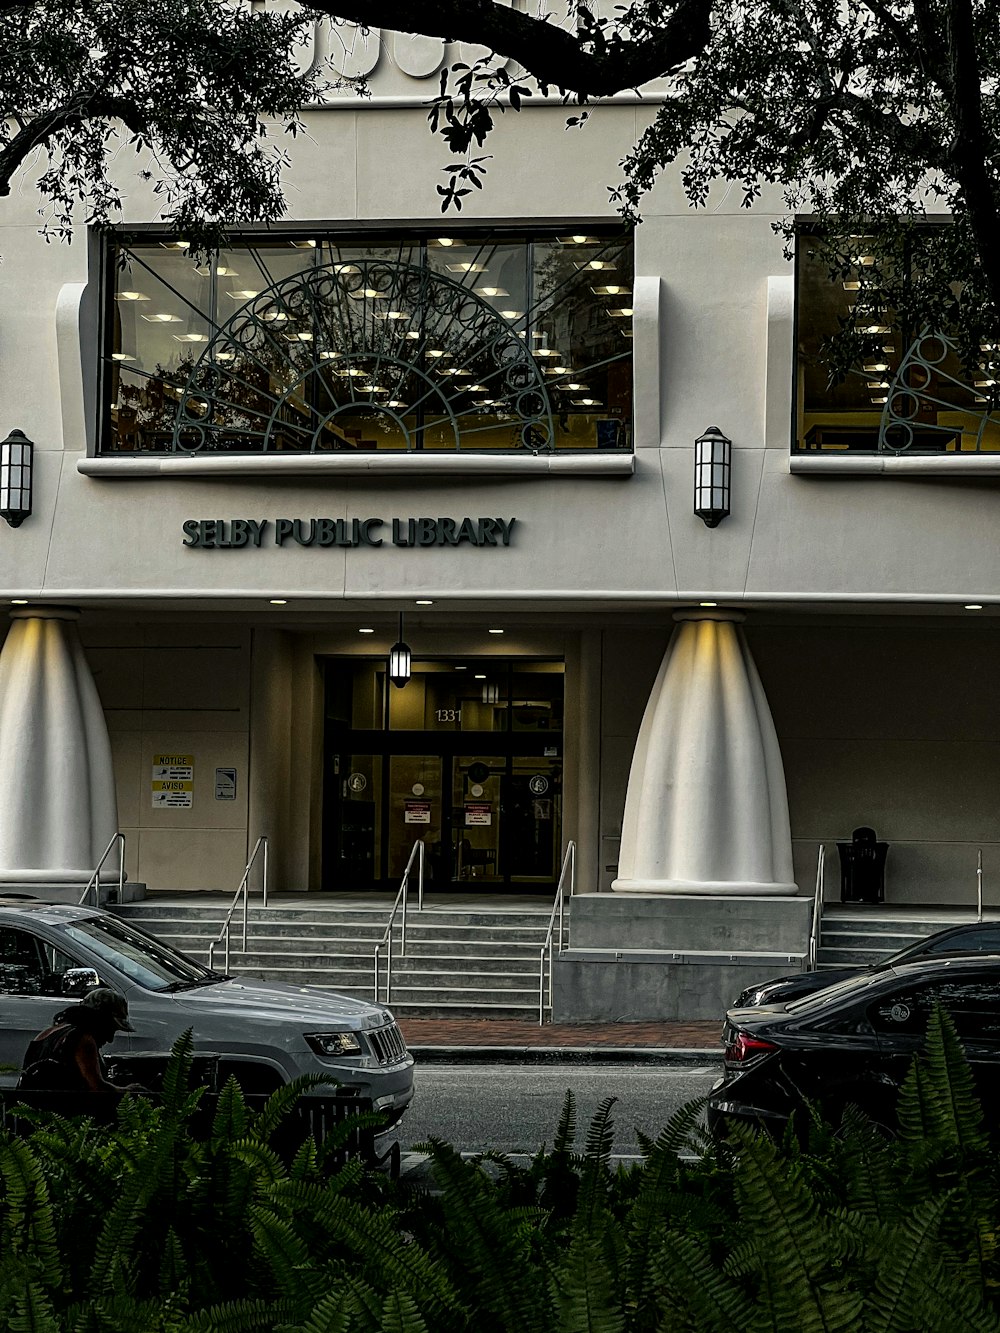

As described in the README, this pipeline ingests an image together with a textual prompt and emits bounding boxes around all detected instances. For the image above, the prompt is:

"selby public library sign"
[182,517,517,549]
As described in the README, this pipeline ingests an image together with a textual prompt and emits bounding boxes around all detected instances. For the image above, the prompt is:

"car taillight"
[724,1031,778,1064]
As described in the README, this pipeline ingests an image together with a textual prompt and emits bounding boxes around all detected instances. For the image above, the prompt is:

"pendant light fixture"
[388,612,412,688]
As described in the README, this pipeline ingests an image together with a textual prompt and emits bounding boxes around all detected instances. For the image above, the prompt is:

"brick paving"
[398,1017,722,1049]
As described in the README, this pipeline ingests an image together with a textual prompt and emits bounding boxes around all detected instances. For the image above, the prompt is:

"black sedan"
[734,920,1000,1008]
[708,956,1000,1138]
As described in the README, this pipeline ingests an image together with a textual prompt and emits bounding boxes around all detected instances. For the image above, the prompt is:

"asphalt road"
[397,1061,722,1157]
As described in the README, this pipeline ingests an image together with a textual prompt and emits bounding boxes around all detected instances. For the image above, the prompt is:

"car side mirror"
[61,967,101,997]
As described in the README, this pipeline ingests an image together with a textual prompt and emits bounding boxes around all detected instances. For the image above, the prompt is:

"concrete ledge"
[77,453,635,479]
[790,454,1000,475]
[552,953,797,1022]
[568,893,812,953]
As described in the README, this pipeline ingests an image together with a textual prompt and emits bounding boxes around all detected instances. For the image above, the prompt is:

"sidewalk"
[398,1017,722,1063]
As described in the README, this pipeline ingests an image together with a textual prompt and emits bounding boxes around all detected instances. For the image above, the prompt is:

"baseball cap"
[80,987,134,1033]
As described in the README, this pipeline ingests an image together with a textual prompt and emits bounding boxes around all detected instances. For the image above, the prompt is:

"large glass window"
[795,228,1000,454]
[103,231,633,456]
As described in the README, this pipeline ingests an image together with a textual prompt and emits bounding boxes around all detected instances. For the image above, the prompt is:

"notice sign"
[404,800,431,825]
[215,768,237,801]
[465,802,492,827]
[152,753,194,808]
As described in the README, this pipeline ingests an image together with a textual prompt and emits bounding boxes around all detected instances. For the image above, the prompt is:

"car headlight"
[305,1032,362,1057]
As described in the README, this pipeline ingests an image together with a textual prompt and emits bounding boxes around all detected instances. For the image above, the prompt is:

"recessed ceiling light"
[142,312,182,323]
[699,602,718,607]
[10,599,28,605]
[269,599,287,605]
[416,599,434,605]
[965,604,984,610]
[488,628,504,634]
[474,673,486,679]
[116,291,148,301]
[359,627,375,634]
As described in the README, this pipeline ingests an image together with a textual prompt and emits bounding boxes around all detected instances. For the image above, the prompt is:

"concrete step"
[124,920,549,947]
[113,901,556,1018]
[117,905,549,930]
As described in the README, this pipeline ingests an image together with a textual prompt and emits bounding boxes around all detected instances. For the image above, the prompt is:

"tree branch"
[309,0,712,95]
[0,96,148,196]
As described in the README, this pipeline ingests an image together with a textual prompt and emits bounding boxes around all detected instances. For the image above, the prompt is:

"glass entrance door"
[323,656,564,892]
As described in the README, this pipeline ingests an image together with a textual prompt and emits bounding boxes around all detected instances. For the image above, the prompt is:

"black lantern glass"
[0,430,33,528]
[693,425,731,528]
[388,613,412,688]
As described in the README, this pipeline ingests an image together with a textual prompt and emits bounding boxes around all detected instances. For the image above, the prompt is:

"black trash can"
[837,826,889,904]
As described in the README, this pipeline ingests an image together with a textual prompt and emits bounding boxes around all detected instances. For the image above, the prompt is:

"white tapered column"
[612,611,796,895]
[0,608,118,885]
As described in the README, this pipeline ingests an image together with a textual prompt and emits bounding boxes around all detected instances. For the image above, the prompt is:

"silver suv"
[0,899,413,1122]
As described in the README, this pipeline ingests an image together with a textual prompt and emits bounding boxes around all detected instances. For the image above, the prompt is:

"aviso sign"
[182,517,517,549]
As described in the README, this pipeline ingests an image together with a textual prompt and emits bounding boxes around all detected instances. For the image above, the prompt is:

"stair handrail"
[79,833,126,908]
[808,841,825,970]
[374,840,425,1006]
[208,836,269,974]
[538,840,576,1026]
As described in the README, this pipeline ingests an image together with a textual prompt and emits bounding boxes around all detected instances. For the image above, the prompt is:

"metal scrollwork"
[171,260,554,454]
[879,331,1000,453]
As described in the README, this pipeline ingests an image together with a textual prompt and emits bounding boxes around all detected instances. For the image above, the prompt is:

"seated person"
[18,988,138,1092]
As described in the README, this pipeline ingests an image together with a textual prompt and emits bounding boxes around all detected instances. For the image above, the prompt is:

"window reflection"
[105,232,633,456]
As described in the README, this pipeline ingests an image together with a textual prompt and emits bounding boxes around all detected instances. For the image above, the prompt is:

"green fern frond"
[901,1252,1000,1333]
[158,1225,190,1302]
[898,1006,987,1156]
[211,1078,251,1145]
[550,1231,624,1333]
[627,1095,706,1309]
[230,1137,289,1185]
[724,1129,862,1333]
[264,1176,464,1321]
[553,1091,578,1159]
[651,1229,754,1333]
[160,1029,196,1114]
[868,1194,953,1333]
[86,1169,148,1295]
[574,1099,617,1238]
[286,1283,359,1333]
[417,1140,548,1326]
[582,1097,617,1172]
[6,1277,60,1333]
[176,1296,296,1332]
[250,1078,337,1146]
[377,1289,431,1333]
[0,1136,63,1288]
[249,1205,326,1307]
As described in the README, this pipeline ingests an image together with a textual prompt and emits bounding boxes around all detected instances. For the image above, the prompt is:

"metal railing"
[808,842,826,970]
[79,833,126,908]
[978,848,984,921]
[538,840,576,1025]
[208,836,269,973]
[373,841,425,1006]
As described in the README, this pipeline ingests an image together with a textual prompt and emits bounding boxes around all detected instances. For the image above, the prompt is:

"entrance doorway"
[323,658,563,892]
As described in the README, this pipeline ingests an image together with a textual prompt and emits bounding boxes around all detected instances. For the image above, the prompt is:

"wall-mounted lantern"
[388,613,412,688]
[693,424,731,528]
[0,430,34,529]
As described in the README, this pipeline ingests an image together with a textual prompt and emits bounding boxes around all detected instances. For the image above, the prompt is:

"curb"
[409,1045,721,1066]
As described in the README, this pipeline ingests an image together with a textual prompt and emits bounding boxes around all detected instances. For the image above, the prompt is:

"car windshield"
[60,915,222,993]
[785,969,892,1014]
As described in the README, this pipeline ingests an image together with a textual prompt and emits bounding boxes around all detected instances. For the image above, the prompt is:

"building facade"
[1,24,999,1013]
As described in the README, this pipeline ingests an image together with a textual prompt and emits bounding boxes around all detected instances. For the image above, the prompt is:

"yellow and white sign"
[152,753,194,808]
